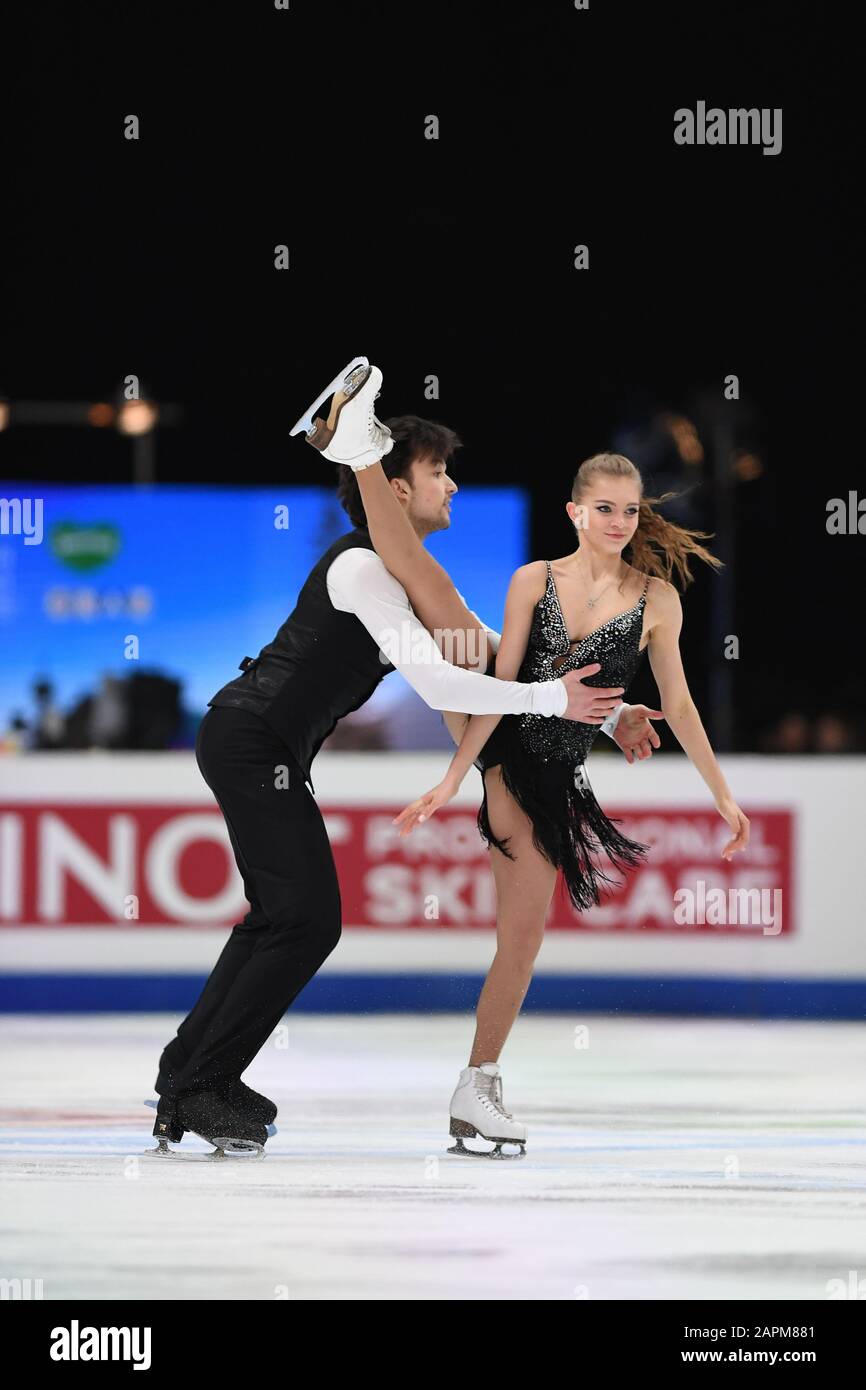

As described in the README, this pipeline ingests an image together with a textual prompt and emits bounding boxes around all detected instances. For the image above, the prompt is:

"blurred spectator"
[126,672,182,749]
[32,670,184,750]
[88,674,129,748]
[322,716,389,751]
[758,710,863,753]
[611,393,708,531]
[31,679,66,749]
[0,713,29,753]
[814,712,859,753]
[761,711,811,753]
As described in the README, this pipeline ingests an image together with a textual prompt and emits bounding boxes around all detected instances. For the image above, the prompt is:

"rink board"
[0,753,863,1017]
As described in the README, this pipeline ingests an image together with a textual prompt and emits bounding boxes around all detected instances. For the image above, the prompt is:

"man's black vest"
[207,526,395,791]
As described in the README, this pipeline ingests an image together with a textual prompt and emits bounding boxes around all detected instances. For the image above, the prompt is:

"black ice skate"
[144,1097,277,1145]
[145,1090,269,1161]
[153,1039,278,1127]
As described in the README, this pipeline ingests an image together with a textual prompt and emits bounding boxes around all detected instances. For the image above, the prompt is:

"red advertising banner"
[0,802,793,934]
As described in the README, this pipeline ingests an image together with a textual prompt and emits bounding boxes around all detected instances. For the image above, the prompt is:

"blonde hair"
[572,451,723,590]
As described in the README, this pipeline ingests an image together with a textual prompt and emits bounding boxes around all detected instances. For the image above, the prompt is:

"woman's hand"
[613,704,666,762]
[392,769,462,837]
[716,795,750,860]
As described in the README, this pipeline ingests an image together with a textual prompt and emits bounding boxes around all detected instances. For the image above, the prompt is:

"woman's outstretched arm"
[647,581,750,859]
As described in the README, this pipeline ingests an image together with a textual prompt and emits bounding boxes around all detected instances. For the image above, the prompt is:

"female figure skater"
[329,390,750,1160]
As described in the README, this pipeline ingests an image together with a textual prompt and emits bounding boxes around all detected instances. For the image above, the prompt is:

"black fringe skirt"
[476,734,650,913]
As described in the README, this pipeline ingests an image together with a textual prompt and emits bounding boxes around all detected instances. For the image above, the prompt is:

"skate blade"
[143,1139,187,1158]
[447,1136,526,1160]
[289,356,370,437]
[142,1144,250,1162]
[144,1098,277,1138]
[204,1136,266,1160]
[143,1137,265,1161]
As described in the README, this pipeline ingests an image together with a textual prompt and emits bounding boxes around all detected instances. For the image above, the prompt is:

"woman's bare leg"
[356,461,492,673]
[468,765,558,1066]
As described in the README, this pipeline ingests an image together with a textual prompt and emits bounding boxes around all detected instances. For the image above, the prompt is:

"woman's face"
[567,477,641,552]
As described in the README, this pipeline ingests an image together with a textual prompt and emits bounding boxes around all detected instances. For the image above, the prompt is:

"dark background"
[0,1,859,750]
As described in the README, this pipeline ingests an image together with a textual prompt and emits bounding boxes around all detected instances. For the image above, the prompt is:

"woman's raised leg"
[355,461,492,673]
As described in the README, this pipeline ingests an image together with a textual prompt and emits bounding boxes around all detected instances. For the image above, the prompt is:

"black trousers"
[168,706,342,1094]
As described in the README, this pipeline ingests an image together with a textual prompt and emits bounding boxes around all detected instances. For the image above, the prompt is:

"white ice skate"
[447,1062,527,1159]
[290,357,394,471]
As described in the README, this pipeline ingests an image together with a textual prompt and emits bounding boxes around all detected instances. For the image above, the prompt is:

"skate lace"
[369,389,388,447]
[476,1074,514,1120]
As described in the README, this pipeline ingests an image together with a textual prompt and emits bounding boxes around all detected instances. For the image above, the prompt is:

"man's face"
[399,453,458,534]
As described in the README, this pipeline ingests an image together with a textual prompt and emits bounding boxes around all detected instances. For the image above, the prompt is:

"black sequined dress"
[475,562,651,911]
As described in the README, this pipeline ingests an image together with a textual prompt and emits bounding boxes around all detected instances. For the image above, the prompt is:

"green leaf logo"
[50,522,122,572]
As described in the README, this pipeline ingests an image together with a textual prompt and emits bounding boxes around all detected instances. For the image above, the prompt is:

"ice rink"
[1,1013,864,1301]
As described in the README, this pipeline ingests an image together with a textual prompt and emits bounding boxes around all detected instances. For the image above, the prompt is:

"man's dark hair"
[335,415,463,528]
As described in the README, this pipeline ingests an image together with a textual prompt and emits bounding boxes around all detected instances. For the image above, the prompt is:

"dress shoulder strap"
[640,572,650,601]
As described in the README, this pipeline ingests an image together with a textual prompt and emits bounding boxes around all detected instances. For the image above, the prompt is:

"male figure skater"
[150,358,660,1156]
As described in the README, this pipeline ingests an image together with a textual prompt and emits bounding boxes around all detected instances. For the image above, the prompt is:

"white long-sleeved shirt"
[326,547,627,736]
[327,548,564,715]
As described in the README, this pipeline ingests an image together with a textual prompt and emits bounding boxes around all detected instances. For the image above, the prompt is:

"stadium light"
[116,400,158,436]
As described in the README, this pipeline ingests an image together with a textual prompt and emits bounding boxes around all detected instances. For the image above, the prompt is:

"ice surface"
[1,1013,864,1300]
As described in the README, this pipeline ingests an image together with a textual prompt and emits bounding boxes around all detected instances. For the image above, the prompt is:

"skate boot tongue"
[476,1063,513,1119]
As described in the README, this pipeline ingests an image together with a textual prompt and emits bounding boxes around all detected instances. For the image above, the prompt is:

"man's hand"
[613,704,665,763]
[559,665,625,724]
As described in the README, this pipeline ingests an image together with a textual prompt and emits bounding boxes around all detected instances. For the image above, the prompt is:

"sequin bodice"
[511,561,649,764]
